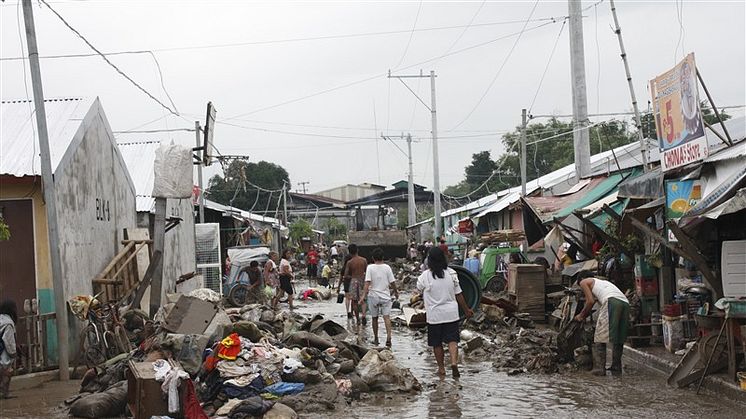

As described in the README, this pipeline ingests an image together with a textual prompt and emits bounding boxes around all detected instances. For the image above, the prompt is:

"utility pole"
[21,0,69,381]
[568,0,591,181]
[406,133,416,228]
[520,109,528,196]
[609,0,649,172]
[388,70,442,239]
[297,181,310,194]
[195,121,205,223]
[282,182,289,225]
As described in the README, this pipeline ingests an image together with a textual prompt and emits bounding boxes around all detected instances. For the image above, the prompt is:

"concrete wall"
[53,98,136,299]
[162,198,196,295]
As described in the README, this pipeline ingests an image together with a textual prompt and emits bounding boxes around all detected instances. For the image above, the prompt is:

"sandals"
[385,340,392,348]
[451,365,461,378]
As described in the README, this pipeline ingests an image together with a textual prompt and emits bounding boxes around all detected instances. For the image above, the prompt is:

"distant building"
[314,182,386,202]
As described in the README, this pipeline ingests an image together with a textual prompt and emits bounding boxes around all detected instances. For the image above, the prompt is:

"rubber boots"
[609,344,623,375]
[591,343,607,376]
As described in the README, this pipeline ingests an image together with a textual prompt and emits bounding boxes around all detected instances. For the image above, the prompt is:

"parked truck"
[347,230,408,260]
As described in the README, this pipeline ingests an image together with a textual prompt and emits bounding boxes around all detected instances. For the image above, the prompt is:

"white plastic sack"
[152,144,193,198]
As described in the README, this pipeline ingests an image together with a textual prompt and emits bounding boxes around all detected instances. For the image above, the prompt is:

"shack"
[0,97,136,365]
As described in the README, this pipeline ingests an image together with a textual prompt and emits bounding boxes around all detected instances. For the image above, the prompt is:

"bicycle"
[79,302,131,367]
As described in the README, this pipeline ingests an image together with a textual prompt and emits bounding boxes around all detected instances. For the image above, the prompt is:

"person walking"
[337,253,353,318]
[416,247,473,378]
[343,244,368,325]
[0,300,18,399]
[463,250,480,275]
[360,248,399,347]
[306,246,319,281]
[574,276,630,375]
[274,249,296,310]
[265,251,279,307]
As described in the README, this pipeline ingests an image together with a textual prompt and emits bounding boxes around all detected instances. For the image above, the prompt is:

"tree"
[640,100,730,141]
[289,218,313,245]
[206,160,290,214]
[444,118,637,199]
[323,217,348,242]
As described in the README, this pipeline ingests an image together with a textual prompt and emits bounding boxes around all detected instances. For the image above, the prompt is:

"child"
[0,299,18,399]
[321,258,333,288]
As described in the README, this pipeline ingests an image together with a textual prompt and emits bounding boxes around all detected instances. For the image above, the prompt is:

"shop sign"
[650,53,708,172]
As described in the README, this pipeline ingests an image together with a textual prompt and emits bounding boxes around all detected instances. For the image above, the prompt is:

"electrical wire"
[0,15,567,62]
[38,0,180,116]
[528,19,566,113]
[112,127,196,134]
[394,0,423,68]
[448,0,541,131]
[226,18,562,120]
[440,139,519,201]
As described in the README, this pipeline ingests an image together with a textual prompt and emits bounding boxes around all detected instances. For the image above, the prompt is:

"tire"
[80,324,106,367]
[228,284,251,307]
[484,275,505,293]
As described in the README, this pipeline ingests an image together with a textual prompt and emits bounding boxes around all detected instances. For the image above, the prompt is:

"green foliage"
[0,218,10,241]
[640,100,729,141]
[445,119,637,199]
[323,217,348,242]
[599,218,644,260]
[289,218,313,244]
[206,160,290,213]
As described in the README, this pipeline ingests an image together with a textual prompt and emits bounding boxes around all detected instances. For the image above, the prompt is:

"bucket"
[450,265,482,320]
[738,372,746,391]
[662,315,687,353]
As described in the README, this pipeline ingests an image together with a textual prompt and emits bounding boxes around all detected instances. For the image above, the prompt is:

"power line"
[38,0,180,116]
[0,15,567,62]
[112,127,195,134]
[528,19,566,113]
[449,0,542,131]
[394,0,423,68]
[225,18,562,120]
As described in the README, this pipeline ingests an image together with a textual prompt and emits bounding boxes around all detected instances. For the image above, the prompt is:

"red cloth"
[217,333,241,361]
[182,379,208,419]
[307,250,318,265]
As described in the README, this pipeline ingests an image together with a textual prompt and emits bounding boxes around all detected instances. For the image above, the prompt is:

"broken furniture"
[508,264,546,322]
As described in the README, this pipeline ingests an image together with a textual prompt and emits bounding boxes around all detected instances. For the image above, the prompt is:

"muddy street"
[293,285,744,418]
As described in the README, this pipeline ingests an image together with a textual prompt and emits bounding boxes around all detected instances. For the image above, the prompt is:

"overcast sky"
[2,0,744,195]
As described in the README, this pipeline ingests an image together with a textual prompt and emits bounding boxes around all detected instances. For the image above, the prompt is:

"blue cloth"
[263,382,305,396]
[463,257,480,275]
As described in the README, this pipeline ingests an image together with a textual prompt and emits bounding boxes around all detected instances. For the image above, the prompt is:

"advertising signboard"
[650,53,708,172]
[665,179,703,241]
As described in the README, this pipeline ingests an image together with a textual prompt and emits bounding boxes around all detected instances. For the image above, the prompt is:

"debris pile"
[65,289,420,418]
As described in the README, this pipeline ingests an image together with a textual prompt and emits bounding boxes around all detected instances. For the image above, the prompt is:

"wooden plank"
[93,278,124,285]
[600,204,623,223]
[666,220,722,299]
[94,241,136,281]
[131,250,162,311]
[110,242,150,280]
[121,239,154,245]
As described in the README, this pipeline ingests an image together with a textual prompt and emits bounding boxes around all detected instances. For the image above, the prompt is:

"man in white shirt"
[360,248,399,347]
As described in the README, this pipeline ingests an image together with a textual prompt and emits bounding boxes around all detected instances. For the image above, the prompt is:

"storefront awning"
[553,168,641,219]
[617,167,662,199]
[698,187,746,219]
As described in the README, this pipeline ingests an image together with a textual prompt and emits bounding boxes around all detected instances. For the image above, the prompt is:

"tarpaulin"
[617,167,662,199]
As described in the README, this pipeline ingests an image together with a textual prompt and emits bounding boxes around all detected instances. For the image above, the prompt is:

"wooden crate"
[508,264,546,321]
[126,359,182,419]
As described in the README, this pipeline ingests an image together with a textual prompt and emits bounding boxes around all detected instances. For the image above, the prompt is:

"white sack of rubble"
[152,143,193,198]
[356,349,421,392]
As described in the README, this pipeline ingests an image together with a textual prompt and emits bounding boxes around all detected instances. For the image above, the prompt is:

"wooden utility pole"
[21,0,69,381]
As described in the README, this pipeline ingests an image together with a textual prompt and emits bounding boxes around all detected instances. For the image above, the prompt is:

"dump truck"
[347,230,408,260]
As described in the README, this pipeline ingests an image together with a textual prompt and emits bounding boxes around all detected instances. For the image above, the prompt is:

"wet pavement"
[292,285,746,418]
[2,282,744,418]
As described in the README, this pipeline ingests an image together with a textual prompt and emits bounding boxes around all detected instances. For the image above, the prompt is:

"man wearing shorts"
[360,248,398,347]
[337,254,353,318]
[343,244,368,325]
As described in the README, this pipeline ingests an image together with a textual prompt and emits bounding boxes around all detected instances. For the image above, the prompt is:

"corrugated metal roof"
[117,141,161,212]
[202,198,282,226]
[1,97,93,177]
[705,138,746,163]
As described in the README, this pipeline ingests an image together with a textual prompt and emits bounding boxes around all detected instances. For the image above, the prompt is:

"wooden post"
[666,220,722,299]
[149,198,167,317]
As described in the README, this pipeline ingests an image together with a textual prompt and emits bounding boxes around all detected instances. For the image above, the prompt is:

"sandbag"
[232,320,265,342]
[283,331,336,350]
[356,349,421,392]
[152,143,193,198]
[263,402,299,419]
[69,380,128,418]
[161,333,209,375]
[228,396,275,418]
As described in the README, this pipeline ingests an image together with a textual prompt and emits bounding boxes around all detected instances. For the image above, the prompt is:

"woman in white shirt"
[416,247,473,378]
